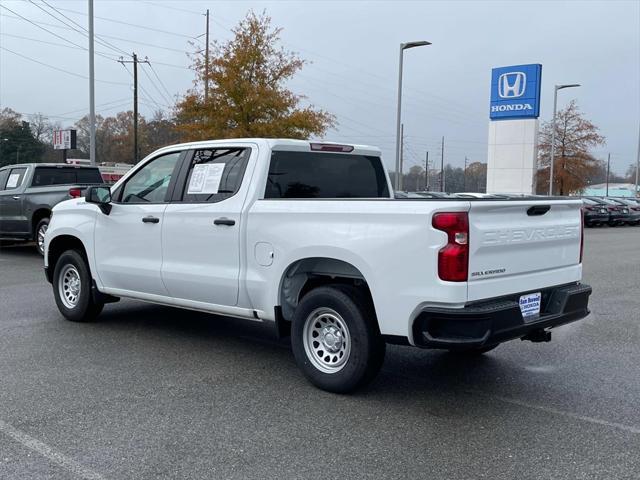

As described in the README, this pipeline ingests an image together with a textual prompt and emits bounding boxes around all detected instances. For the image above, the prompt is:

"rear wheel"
[52,250,103,322]
[291,285,385,393]
[35,217,50,256]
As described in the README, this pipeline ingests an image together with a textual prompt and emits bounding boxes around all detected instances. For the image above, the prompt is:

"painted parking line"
[0,419,107,480]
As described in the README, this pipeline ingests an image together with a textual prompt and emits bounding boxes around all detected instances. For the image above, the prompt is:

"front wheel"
[35,217,49,256]
[291,285,385,393]
[52,250,103,322]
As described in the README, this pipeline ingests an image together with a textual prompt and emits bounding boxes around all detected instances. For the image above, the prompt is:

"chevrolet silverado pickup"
[0,163,104,255]
[43,139,592,393]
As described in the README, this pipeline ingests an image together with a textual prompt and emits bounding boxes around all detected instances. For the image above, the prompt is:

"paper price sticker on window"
[6,173,21,189]
[187,163,225,194]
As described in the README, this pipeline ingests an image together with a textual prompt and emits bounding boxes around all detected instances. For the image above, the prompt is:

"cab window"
[4,167,27,190]
[180,148,250,203]
[120,152,181,204]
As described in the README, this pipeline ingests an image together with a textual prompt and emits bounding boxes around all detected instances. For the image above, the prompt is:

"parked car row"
[582,197,640,227]
[396,191,640,228]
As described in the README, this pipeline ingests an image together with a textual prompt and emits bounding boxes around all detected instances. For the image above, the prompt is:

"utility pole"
[464,156,468,191]
[635,121,639,197]
[88,0,96,165]
[204,9,210,104]
[119,53,149,163]
[440,136,445,192]
[425,151,429,190]
[399,123,404,190]
[606,153,610,197]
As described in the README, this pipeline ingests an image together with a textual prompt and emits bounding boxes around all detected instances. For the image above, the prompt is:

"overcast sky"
[0,0,638,174]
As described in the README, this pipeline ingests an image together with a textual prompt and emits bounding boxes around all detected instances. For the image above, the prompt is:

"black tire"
[34,217,50,256]
[291,285,385,393]
[448,344,499,356]
[52,250,103,322]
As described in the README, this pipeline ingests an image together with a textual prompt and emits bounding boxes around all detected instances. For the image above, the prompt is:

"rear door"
[161,145,256,306]
[467,199,583,301]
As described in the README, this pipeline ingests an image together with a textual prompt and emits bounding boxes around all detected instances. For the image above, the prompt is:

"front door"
[0,166,29,235]
[161,146,255,306]
[94,151,182,297]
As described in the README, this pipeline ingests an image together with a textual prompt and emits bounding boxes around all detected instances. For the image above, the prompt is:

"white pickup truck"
[44,139,592,392]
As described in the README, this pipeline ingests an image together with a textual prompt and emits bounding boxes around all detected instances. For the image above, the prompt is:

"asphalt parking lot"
[1,227,639,480]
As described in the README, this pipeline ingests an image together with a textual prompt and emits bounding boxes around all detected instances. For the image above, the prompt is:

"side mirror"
[86,186,112,215]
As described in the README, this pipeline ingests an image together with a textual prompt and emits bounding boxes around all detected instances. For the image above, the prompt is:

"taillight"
[432,212,469,282]
[580,210,584,263]
[68,188,82,198]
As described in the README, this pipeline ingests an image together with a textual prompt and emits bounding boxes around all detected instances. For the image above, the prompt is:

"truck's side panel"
[245,199,470,341]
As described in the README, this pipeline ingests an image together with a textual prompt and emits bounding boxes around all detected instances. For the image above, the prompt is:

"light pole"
[548,83,580,195]
[394,40,431,190]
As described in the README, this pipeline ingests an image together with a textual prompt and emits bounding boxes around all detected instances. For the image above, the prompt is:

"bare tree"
[537,100,605,195]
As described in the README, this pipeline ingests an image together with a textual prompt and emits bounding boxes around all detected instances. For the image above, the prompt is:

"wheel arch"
[46,234,90,282]
[31,208,51,238]
[277,257,376,324]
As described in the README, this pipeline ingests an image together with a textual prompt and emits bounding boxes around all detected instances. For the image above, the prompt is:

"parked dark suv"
[0,163,104,254]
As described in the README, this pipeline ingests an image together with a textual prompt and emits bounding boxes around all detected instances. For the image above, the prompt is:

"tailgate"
[467,200,582,301]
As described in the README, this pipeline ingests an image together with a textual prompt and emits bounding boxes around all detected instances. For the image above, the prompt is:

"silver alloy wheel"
[37,223,48,254]
[303,307,351,374]
[58,264,81,309]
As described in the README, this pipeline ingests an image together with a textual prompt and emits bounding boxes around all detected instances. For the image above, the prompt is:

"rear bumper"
[412,283,592,349]
[609,213,632,223]
[584,213,609,224]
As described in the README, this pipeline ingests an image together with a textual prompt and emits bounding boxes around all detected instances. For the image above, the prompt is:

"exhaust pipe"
[521,329,551,343]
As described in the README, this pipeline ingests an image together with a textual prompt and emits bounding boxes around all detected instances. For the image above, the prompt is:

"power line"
[1,3,88,53]
[0,4,118,62]
[147,63,175,102]
[119,61,169,110]
[0,32,118,58]
[55,6,197,39]
[140,63,172,106]
[54,97,132,116]
[36,0,129,56]
[0,46,129,86]
[2,14,193,55]
[142,1,202,16]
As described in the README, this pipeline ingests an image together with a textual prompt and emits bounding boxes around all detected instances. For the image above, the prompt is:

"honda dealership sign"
[489,64,542,120]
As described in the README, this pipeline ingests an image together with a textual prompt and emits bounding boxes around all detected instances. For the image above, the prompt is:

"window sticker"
[6,173,21,189]
[187,163,225,194]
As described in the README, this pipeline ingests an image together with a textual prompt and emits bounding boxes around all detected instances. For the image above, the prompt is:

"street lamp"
[394,40,431,190]
[548,83,580,195]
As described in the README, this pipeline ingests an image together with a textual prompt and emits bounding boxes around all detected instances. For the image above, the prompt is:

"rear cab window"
[265,151,389,199]
[32,167,103,186]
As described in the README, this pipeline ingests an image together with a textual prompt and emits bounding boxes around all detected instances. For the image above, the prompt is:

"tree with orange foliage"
[536,100,605,195]
[175,11,334,141]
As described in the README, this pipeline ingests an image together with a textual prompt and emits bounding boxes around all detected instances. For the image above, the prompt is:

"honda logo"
[498,72,526,98]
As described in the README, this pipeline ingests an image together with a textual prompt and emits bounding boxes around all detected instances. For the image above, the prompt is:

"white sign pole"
[88,0,96,166]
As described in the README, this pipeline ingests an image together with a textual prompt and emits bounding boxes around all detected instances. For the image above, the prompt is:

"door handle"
[12,196,20,200]
[142,216,160,224]
[214,217,235,226]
